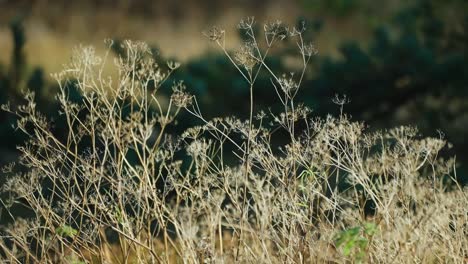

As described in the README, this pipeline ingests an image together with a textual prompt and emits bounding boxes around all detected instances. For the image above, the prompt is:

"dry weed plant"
[0,18,467,263]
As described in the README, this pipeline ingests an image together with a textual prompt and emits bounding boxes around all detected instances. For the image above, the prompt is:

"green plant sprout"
[334,222,378,262]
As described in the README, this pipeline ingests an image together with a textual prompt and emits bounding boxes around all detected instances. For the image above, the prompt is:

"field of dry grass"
[0,17,466,263]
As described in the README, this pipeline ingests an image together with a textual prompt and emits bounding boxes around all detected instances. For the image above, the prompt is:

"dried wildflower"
[122,40,151,56]
[167,60,181,70]
[290,20,307,37]
[197,236,214,264]
[255,110,266,120]
[104,38,114,47]
[1,162,15,174]
[332,94,351,106]
[277,73,299,95]
[234,43,258,70]
[182,126,203,139]
[264,20,289,45]
[171,81,193,108]
[187,139,211,158]
[70,45,102,73]
[203,26,225,42]
[238,16,255,30]
[301,43,319,57]
[1,21,464,264]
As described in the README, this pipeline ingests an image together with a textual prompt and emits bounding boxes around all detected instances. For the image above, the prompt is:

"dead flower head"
[235,43,258,70]
[203,26,225,42]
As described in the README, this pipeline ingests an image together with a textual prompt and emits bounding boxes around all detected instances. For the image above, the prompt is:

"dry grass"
[0,18,466,263]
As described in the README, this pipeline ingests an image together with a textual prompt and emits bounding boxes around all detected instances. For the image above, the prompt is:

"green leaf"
[343,240,355,256]
[56,224,78,238]
[364,222,377,236]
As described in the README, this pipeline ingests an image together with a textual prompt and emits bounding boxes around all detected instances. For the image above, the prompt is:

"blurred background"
[0,0,467,185]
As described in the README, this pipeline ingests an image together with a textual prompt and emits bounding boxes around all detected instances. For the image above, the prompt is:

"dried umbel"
[234,43,258,71]
[238,16,256,30]
[202,26,225,42]
[264,20,289,43]
[277,73,300,95]
[300,42,319,57]
[171,81,193,108]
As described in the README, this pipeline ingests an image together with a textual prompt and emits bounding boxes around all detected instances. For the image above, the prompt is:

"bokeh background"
[1,0,467,186]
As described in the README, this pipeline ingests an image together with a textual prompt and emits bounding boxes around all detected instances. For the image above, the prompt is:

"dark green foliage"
[56,224,78,239]
[0,18,35,156]
[302,0,361,17]
[334,222,377,261]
